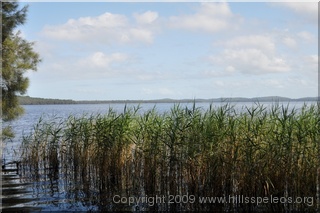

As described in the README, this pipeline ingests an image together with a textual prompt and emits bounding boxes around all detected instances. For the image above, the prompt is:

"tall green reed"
[20,103,319,211]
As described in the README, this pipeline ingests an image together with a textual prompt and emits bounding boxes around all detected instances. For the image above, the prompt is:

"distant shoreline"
[18,96,319,105]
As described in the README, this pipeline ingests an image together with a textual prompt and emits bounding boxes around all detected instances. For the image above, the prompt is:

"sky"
[18,1,318,100]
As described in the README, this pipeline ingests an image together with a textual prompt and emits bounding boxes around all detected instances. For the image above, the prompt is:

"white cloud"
[303,54,318,72]
[40,50,180,83]
[209,35,290,75]
[275,2,318,24]
[225,65,236,73]
[29,3,317,100]
[220,35,276,53]
[220,48,290,74]
[35,51,131,81]
[308,55,318,64]
[33,41,56,59]
[129,28,154,43]
[83,52,128,68]
[42,11,157,44]
[133,11,158,25]
[272,29,315,50]
[262,77,314,91]
[169,2,239,33]
[282,36,297,48]
[297,31,316,42]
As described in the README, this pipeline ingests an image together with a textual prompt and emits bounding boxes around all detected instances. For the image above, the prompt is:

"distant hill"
[18,96,319,105]
[18,96,76,105]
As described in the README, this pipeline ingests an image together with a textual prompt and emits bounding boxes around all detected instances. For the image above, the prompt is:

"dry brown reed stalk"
[20,102,319,211]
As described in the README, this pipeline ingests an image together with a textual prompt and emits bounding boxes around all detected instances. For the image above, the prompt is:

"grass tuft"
[20,103,319,211]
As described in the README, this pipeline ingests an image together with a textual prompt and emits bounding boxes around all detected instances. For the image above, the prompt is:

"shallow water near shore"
[2,101,318,212]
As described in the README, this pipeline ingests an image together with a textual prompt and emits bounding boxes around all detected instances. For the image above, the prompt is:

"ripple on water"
[1,164,104,212]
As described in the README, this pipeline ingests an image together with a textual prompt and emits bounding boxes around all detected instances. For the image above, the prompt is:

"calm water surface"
[1,101,316,212]
[4,101,314,160]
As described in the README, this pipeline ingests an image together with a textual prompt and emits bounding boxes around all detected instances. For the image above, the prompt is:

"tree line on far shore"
[18,95,319,105]
[18,96,76,105]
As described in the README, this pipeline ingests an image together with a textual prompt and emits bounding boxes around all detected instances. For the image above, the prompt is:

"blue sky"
[19,1,318,100]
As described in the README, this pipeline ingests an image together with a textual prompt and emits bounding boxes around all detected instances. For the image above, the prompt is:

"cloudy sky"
[20,1,318,100]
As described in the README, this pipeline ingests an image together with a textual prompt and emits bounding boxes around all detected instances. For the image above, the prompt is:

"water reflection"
[2,162,103,212]
[2,102,318,212]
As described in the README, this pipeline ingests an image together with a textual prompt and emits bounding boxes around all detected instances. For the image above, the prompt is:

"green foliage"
[1,1,28,42]
[21,103,319,211]
[18,96,76,105]
[1,1,41,138]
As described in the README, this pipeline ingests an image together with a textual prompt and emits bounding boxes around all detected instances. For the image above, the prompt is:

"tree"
[1,1,41,139]
[1,1,28,42]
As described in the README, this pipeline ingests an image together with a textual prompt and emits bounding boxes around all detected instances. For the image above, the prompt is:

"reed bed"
[20,103,319,211]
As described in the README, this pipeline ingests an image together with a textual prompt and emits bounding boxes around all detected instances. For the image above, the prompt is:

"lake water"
[4,101,316,160]
[1,101,317,212]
